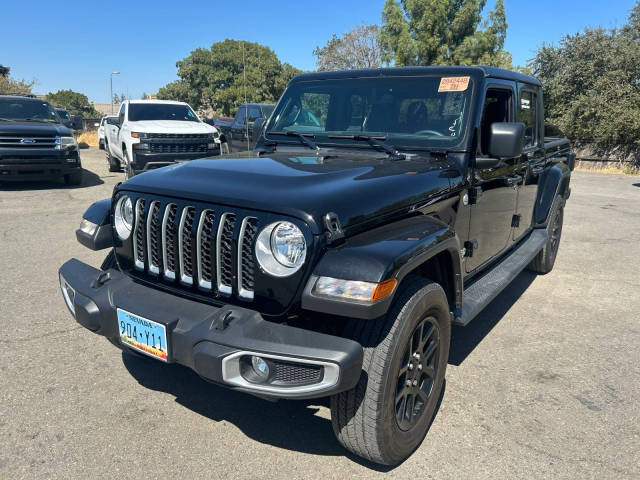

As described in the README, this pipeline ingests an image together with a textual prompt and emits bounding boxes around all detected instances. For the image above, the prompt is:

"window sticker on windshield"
[521,98,531,110]
[438,76,470,92]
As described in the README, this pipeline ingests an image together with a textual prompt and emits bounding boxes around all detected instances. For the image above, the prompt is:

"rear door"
[465,81,520,273]
[512,84,545,241]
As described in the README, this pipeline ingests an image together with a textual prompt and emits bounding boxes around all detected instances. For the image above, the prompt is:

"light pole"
[110,71,120,114]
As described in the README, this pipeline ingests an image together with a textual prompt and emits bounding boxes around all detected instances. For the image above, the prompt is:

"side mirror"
[72,115,84,130]
[251,117,266,142]
[63,119,73,128]
[488,122,525,159]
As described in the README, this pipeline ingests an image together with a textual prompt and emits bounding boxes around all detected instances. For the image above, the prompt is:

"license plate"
[116,308,168,361]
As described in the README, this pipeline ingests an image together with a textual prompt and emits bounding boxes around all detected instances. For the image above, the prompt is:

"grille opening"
[197,210,216,290]
[162,204,178,279]
[179,207,196,284]
[134,199,146,270]
[217,213,236,294]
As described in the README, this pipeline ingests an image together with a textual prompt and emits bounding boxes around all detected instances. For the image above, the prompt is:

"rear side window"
[248,106,261,122]
[236,107,247,125]
[519,90,538,148]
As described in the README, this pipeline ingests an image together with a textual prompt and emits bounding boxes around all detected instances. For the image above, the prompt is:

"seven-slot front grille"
[131,200,259,300]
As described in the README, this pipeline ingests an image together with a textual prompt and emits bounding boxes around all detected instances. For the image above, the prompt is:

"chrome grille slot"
[216,213,236,295]
[146,201,162,275]
[238,217,259,300]
[178,206,196,285]
[196,209,216,290]
[162,204,178,280]
[133,199,146,270]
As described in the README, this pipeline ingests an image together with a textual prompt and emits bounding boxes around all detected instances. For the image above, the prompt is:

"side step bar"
[454,229,548,326]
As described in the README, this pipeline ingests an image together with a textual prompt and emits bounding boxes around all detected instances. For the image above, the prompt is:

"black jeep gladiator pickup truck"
[59,66,573,465]
[1,95,82,184]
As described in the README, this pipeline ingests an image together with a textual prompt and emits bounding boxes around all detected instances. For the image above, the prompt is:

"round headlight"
[114,195,133,240]
[255,222,306,277]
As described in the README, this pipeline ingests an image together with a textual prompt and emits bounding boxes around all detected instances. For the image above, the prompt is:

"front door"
[466,84,520,273]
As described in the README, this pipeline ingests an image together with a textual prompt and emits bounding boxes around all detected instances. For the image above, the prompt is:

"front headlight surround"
[255,221,307,277]
[56,136,77,149]
[114,195,134,241]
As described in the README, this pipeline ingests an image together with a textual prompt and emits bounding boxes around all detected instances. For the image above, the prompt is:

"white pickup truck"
[104,100,227,178]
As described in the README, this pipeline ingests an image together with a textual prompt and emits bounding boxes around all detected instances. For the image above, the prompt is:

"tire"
[64,170,82,186]
[330,277,451,465]
[123,148,134,179]
[528,196,565,274]
[106,146,120,172]
[99,139,104,150]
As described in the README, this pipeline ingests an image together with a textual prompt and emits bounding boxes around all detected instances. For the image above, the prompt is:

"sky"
[1,0,637,103]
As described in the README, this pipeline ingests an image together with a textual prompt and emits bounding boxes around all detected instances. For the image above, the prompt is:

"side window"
[248,106,261,122]
[118,104,125,125]
[519,90,538,148]
[236,107,247,125]
[479,88,513,156]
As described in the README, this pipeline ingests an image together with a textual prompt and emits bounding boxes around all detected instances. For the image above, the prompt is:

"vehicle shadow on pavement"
[448,270,537,366]
[121,353,346,457]
[0,168,103,190]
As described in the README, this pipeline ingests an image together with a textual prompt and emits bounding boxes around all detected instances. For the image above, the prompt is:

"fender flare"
[534,164,571,226]
[76,199,113,251]
[301,215,462,320]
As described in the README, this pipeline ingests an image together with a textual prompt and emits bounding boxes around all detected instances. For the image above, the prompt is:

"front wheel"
[330,277,451,465]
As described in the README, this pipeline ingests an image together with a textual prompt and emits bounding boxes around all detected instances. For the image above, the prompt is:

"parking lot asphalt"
[1,147,639,479]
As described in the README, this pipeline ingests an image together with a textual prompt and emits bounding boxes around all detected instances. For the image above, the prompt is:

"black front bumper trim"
[58,258,363,399]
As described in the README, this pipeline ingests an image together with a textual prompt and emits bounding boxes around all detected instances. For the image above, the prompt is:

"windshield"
[128,103,200,122]
[0,98,60,123]
[266,75,473,150]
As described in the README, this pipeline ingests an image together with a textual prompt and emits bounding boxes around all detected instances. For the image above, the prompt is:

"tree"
[314,24,385,71]
[112,93,126,104]
[379,0,511,67]
[530,2,640,149]
[46,89,99,117]
[157,39,302,115]
[0,65,34,95]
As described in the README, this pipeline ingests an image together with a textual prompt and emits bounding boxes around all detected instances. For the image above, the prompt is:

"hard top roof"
[290,65,541,87]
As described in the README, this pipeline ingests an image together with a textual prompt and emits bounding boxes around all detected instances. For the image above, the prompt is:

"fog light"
[251,356,270,379]
[59,274,76,315]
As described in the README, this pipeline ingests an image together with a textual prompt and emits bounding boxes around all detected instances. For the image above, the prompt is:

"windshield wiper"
[22,118,56,123]
[268,131,318,150]
[0,117,16,122]
[328,134,406,160]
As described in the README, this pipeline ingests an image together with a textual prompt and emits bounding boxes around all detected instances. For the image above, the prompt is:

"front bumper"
[58,258,363,399]
[0,148,81,181]
[132,148,220,175]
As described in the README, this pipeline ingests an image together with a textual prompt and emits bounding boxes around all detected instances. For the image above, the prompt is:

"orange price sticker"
[438,76,470,92]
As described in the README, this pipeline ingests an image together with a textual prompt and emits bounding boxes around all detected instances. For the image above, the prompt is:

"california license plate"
[116,308,168,361]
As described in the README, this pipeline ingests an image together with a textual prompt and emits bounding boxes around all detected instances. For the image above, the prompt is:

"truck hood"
[126,120,215,134]
[120,153,458,235]
[0,121,72,137]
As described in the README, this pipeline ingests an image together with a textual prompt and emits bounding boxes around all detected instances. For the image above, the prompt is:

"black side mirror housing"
[71,115,83,130]
[489,122,525,159]
[251,117,266,142]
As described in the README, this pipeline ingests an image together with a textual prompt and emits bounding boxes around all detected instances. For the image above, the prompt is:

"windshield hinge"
[323,212,345,245]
